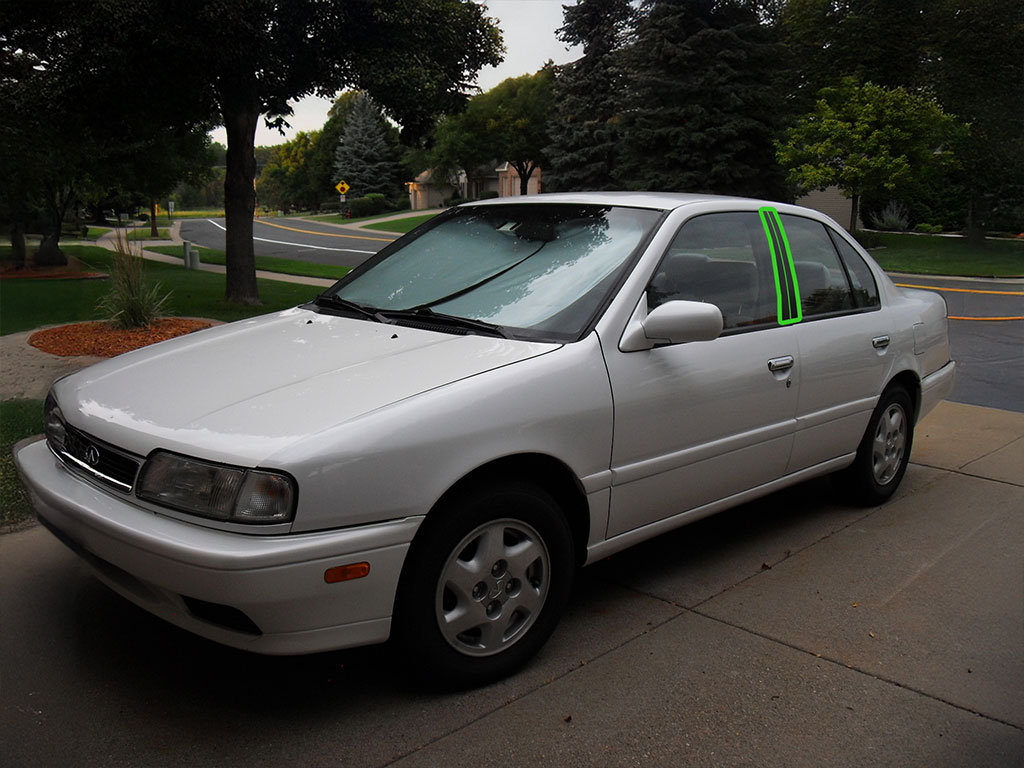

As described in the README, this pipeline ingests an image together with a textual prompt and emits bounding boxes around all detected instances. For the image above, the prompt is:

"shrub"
[96,231,172,329]
[347,193,391,218]
[871,201,910,231]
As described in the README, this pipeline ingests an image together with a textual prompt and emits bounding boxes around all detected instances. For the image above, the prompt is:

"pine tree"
[544,0,635,192]
[615,0,789,199]
[332,94,404,202]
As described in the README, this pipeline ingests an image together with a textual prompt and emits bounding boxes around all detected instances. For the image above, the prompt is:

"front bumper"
[14,438,421,655]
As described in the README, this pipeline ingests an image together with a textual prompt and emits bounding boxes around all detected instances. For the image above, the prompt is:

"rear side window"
[647,212,778,331]
[828,229,881,309]
[779,215,856,317]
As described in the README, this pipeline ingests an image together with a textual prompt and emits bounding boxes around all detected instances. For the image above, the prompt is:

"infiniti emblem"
[83,444,101,467]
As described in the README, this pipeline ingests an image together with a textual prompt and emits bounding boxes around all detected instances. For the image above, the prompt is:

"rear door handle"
[872,335,891,350]
[767,355,794,372]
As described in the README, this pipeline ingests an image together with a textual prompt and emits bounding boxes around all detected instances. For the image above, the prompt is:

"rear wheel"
[836,386,914,506]
[392,481,574,688]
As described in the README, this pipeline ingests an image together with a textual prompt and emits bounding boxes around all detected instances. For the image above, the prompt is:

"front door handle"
[872,335,891,350]
[767,355,794,372]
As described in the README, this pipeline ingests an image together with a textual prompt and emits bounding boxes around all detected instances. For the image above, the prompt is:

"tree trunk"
[150,199,159,237]
[223,102,261,305]
[849,192,860,233]
[37,179,71,266]
[514,162,536,196]
[34,234,66,266]
[10,221,27,269]
[964,195,986,245]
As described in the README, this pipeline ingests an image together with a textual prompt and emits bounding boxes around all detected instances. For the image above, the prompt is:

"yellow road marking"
[255,218,395,242]
[894,282,1024,297]
[948,315,1024,322]
[892,282,1023,321]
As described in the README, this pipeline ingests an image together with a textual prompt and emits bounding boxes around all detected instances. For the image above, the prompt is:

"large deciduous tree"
[1,1,215,265]
[2,0,502,302]
[544,0,635,192]
[434,68,556,196]
[777,79,960,231]
[256,132,321,212]
[615,0,789,199]
[186,0,502,304]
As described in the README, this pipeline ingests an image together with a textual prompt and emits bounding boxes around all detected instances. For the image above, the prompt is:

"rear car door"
[779,214,891,473]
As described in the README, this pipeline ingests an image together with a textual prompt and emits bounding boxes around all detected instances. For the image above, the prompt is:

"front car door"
[600,210,800,538]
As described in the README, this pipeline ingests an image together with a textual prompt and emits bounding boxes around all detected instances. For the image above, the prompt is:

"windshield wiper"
[376,307,512,339]
[314,294,386,323]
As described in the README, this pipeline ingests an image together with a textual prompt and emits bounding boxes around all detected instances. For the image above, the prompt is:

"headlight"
[44,391,67,453]
[137,451,296,524]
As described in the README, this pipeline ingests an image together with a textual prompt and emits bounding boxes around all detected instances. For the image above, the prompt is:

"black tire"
[391,480,574,689]
[835,386,914,506]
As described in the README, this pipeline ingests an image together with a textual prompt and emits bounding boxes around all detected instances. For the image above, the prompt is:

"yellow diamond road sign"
[335,180,350,195]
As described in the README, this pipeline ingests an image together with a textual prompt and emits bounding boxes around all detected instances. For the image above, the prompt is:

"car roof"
[462,191,765,212]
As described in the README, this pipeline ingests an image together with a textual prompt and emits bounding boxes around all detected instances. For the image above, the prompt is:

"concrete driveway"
[2,400,1021,766]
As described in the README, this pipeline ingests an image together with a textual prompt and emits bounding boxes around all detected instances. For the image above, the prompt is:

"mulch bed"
[1,255,106,281]
[29,318,214,358]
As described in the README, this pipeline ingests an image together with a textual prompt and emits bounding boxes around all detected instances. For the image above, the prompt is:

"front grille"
[53,425,141,492]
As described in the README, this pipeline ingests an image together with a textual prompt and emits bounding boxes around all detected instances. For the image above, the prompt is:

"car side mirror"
[619,298,723,352]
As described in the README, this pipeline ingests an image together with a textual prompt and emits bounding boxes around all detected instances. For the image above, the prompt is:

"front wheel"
[835,386,914,506]
[391,481,574,689]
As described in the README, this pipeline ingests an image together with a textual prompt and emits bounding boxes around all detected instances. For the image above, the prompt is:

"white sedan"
[16,192,954,687]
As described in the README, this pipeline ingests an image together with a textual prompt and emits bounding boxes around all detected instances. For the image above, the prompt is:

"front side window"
[327,204,662,341]
[647,212,778,331]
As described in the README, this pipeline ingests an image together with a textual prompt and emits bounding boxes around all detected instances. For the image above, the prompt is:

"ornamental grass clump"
[872,201,910,232]
[97,229,172,329]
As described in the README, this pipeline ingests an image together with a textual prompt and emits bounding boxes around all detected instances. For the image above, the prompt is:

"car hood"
[55,307,556,465]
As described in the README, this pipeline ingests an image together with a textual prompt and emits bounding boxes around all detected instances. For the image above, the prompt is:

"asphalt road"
[889,275,1024,412]
[179,216,396,268]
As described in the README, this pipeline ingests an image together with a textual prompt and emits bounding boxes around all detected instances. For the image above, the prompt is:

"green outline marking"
[759,207,802,325]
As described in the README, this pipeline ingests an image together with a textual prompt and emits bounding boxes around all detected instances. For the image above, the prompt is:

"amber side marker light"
[324,562,371,584]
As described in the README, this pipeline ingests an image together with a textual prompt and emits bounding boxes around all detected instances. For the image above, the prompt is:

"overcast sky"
[209,0,582,147]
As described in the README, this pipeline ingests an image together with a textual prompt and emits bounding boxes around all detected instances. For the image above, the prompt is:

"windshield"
[326,204,662,341]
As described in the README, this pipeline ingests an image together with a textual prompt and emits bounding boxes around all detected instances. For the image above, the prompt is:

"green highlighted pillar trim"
[759,207,802,325]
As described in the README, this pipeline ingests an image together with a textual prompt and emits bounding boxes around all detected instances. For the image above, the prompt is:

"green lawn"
[83,226,112,240]
[123,227,171,240]
[147,245,350,281]
[362,213,438,234]
[1,398,44,528]
[169,209,226,219]
[0,245,323,336]
[866,233,1024,277]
